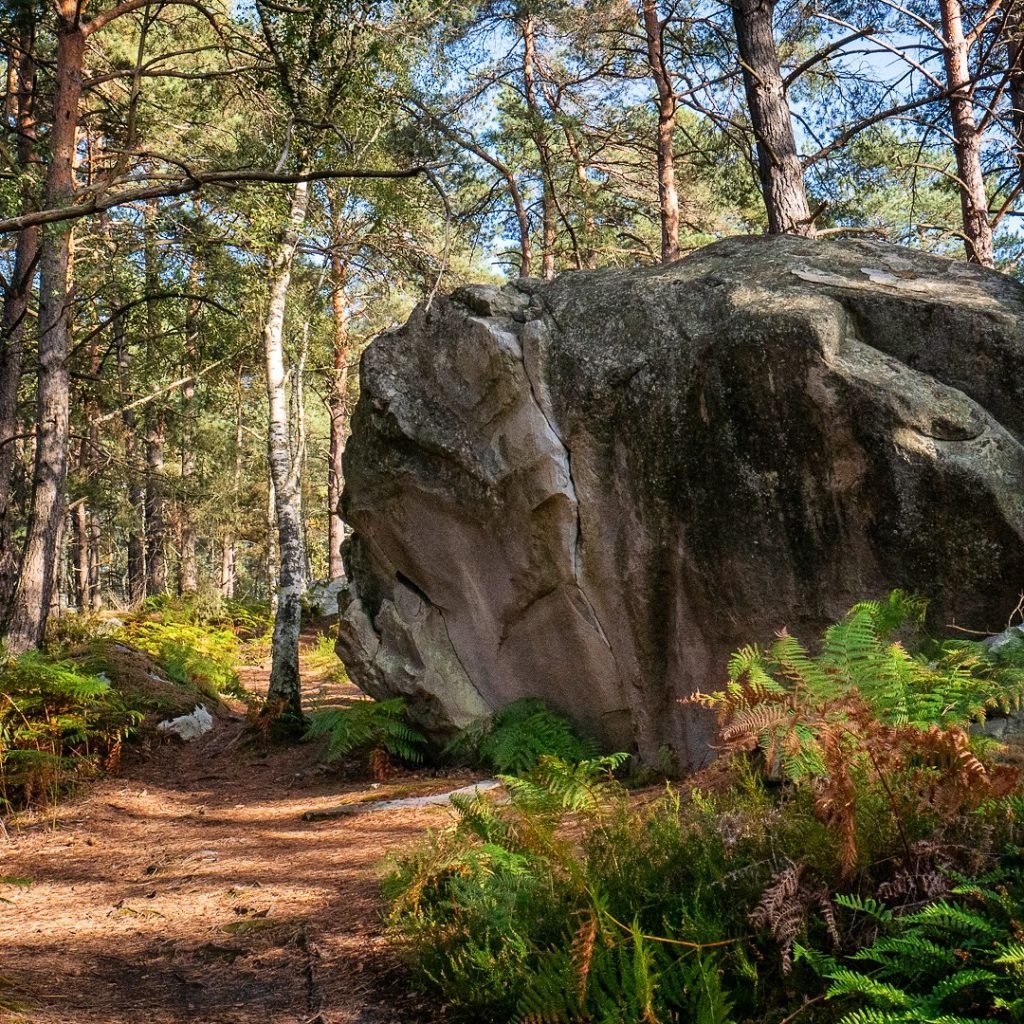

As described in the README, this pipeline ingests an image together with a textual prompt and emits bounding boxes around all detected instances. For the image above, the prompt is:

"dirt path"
[0,643,472,1023]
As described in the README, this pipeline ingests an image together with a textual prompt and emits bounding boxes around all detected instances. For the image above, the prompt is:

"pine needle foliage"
[305,697,426,777]
[0,652,142,808]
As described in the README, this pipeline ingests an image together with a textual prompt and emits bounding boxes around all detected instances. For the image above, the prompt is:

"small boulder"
[157,704,214,742]
[306,577,346,616]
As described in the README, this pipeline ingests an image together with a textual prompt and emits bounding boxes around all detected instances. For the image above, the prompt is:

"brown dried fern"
[570,911,599,1006]
[750,862,839,974]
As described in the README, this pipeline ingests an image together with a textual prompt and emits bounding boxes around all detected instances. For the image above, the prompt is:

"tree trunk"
[563,123,596,268]
[0,18,39,621]
[940,0,994,266]
[220,539,235,600]
[1007,10,1024,190]
[221,373,243,599]
[116,311,146,606]
[71,500,89,612]
[641,0,681,262]
[178,260,200,594]
[732,0,815,237]
[87,510,101,610]
[267,474,278,612]
[143,200,167,595]
[327,255,349,580]
[145,413,167,595]
[4,12,84,653]
[522,14,557,279]
[264,178,310,723]
[86,315,101,612]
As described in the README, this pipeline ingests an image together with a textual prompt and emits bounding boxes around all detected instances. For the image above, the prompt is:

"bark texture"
[4,11,84,652]
[145,414,167,595]
[522,15,556,279]
[178,264,200,594]
[732,0,815,237]
[143,202,166,596]
[1008,10,1024,189]
[116,312,146,606]
[327,255,349,580]
[940,0,994,266]
[264,179,310,721]
[0,18,39,620]
[641,0,681,262]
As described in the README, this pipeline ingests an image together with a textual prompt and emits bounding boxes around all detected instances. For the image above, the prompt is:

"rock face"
[336,235,1024,769]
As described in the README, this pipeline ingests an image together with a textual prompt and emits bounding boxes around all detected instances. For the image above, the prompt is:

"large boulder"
[336,235,1024,769]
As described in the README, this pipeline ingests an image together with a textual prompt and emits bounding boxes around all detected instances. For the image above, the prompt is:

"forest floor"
[0,632,476,1024]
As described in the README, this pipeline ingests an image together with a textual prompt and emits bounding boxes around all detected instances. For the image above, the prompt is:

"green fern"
[500,754,629,814]
[0,651,142,808]
[834,894,895,924]
[118,619,245,699]
[807,879,1024,1024]
[305,698,426,765]
[703,593,1024,737]
[476,699,595,775]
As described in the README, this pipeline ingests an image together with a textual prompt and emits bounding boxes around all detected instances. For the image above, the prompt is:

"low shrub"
[0,652,142,809]
[692,590,1024,876]
[449,698,595,775]
[305,697,427,779]
[116,619,246,701]
[304,630,348,684]
[82,639,214,720]
[43,612,112,653]
[800,861,1024,1023]
[386,754,746,1023]
[386,594,1024,1023]
[137,593,272,637]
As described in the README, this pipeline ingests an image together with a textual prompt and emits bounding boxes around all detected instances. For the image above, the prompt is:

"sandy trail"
[0,645,465,1024]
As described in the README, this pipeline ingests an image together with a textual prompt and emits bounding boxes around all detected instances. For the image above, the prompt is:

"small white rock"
[157,704,214,742]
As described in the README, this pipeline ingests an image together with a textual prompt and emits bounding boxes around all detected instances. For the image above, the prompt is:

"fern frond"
[927,968,1000,1005]
[901,900,1002,940]
[479,699,593,775]
[770,630,834,697]
[826,970,912,1007]
[833,894,894,923]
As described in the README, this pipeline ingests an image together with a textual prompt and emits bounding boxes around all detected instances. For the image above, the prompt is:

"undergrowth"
[304,629,348,685]
[0,652,142,809]
[799,863,1024,1022]
[448,698,595,774]
[115,618,247,701]
[305,697,426,779]
[386,593,1024,1024]
[0,595,272,811]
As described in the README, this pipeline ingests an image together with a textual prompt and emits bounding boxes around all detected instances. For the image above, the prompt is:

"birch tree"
[262,179,310,723]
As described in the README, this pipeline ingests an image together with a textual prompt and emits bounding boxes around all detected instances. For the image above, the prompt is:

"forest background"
[0,0,1021,706]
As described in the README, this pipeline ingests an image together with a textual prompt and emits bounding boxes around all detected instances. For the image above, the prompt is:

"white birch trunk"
[263,178,310,723]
